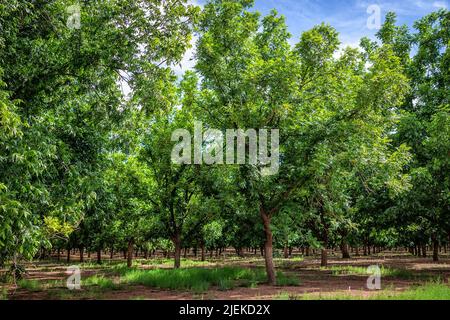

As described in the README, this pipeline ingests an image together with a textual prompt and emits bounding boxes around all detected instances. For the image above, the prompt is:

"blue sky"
[176,0,448,73]
[248,0,448,46]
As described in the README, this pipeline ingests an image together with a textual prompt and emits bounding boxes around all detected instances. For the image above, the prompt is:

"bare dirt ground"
[3,252,450,300]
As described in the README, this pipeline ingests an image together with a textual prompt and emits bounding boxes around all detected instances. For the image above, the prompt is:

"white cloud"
[433,1,448,9]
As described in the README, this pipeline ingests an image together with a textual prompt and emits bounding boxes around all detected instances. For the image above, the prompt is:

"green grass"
[84,275,120,290]
[129,296,146,300]
[17,279,42,292]
[138,258,216,268]
[276,292,301,300]
[274,257,304,263]
[287,283,450,300]
[276,272,300,286]
[324,265,416,279]
[47,288,99,300]
[374,283,450,300]
[218,279,234,291]
[121,266,298,292]
[0,288,7,300]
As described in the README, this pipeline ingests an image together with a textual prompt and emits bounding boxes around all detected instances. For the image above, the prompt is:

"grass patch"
[325,265,415,279]
[47,288,100,300]
[374,283,450,300]
[218,279,234,291]
[84,275,120,290]
[129,296,146,300]
[139,258,215,268]
[276,272,300,286]
[295,283,450,300]
[274,257,304,263]
[276,292,301,300]
[121,266,297,292]
[0,288,7,300]
[18,279,42,292]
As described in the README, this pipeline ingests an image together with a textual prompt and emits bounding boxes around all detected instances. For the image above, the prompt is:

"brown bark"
[321,249,328,267]
[201,243,205,261]
[340,241,351,259]
[173,233,181,269]
[97,249,102,264]
[260,208,276,285]
[432,234,439,262]
[66,248,71,263]
[127,239,134,268]
[284,244,289,259]
[79,247,84,263]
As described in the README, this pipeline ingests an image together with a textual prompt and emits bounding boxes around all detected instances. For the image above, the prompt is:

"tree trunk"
[79,247,84,263]
[173,233,181,269]
[97,249,102,264]
[260,208,276,285]
[57,248,61,261]
[127,239,134,268]
[201,243,205,262]
[432,234,439,262]
[110,248,114,260]
[321,249,328,267]
[341,241,351,259]
[422,244,427,258]
[284,244,289,259]
[66,248,71,263]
